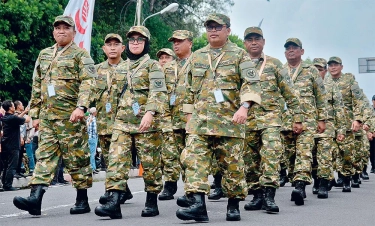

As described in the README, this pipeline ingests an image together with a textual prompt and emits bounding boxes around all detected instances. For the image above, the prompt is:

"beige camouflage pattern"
[29,42,97,120]
[204,13,230,27]
[327,56,342,64]
[53,15,74,27]
[313,58,327,68]
[184,41,261,138]
[284,38,302,48]
[126,26,151,39]
[30,119,92,188]
[168,30,194,42]
[157,48,176,58]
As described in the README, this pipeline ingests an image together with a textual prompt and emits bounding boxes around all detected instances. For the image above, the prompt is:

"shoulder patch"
[240,61,259,81]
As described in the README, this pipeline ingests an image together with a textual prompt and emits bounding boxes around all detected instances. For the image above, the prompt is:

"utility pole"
[136,0,142,26]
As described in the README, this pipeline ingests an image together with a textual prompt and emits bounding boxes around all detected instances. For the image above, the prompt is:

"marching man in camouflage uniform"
[281,38,327,206]
[158,30,194,201]
[242,27,303,213]
[13,15,97,215]
[326,56,362,192]
[311,58,346,198]
[176,13,261,222]
[94,26,168,219]
[94,34,133,205]
[157,48,175,67]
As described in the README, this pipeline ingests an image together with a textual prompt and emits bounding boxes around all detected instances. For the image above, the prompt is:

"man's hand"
[317,120,326,133]
[351,120,361,132]
[139,111,153,132]
[292,122,303,134]
[20,138,25,146]
[185,113,192,131]
[367,132,373,141]
[32,119,40,128]
[363,124,370,131]
[232,106,248,124]
[70,108,85,123]
[336,134,345,142]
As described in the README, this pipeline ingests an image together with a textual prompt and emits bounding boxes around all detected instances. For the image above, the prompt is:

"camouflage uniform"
[28,37,96,188]
[325,66,362,177]
[312,76,346,180]
[244,50,303,191]
[156,48,176,59]
[160,30,194,183]
[181,39,261,199]
[281,40,327,184]
[105,26,168,194]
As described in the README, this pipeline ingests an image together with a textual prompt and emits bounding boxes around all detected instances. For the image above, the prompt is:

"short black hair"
[2,100,13,112]
[372,95,375,101]
[14,100,22,109]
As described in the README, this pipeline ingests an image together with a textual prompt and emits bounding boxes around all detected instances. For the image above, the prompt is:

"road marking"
[0,191,144,219]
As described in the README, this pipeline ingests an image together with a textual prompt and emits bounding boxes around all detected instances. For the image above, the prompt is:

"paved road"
[1,173,374,226]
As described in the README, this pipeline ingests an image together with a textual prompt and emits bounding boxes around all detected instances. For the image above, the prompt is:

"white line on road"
[0,191,144,219]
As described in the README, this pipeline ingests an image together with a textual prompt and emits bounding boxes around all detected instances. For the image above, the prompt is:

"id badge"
[105,102,111,113]
[214,89,224,103]
[170,94,176,106]
[47,84,56,97]
[132,102,140,115]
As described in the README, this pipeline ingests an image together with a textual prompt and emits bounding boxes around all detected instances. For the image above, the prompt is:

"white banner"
[63,0,95,53]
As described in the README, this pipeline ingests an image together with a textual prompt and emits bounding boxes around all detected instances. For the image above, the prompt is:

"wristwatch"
[241,102,250,109]
[77,106,86,112]
[148,111,155,115]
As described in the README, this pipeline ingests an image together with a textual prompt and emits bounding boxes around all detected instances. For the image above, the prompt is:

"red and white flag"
[63,0,95,53]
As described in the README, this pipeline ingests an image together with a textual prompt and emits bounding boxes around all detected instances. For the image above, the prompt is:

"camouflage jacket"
[94,59,126,135]
[183,41,261,138]
[163,57,192,130]
[247,53,303,131]
[360,92,375,129]
[281,62,327,131]
[113,54,168,134]
[29,42,97,120]
[315,79,346,138]
[325,73,362,132]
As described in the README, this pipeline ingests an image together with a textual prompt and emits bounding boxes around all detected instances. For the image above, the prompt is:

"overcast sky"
[228,0,375,102]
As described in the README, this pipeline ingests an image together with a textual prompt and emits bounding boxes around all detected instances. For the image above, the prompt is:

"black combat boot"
[361,165,369,180]
[226,198,241,221]
[263,187,279,213]
[351,173,360,188]
[279,169,289,187]
[210,180,216,189]
[328,178,336,191]
[208,173,224,200]
[336,172,344,187]
[312,170,319,194]
[176,192,209,222]
[317,179,329,199]
[99,191,110,204]
[13,185,46,215]
[119,184,133,204]
[95,190,122,219]
[342,176,351,192]
[141,192,159,217]
[158,181,178,200]
[177,194,195,207]
[291,181,305,206]
[244,189,263,211]
[70,189,91,214]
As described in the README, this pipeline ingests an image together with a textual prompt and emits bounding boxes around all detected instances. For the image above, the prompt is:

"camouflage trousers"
[181,134,247,199]
[105,129,163,193]
[335,131,356,176]
[30,119,92,189]
[160,131,181,182]
[174,129,187,182]
[281,130,314,184]
[210,156,220,176]
[244,127,282,190]
[312,137,334,180]
[362,135,370,166]
[98,134,111,166]
[353,135,365,173]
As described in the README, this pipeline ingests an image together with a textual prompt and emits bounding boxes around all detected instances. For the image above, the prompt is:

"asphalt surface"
[0,173,375,226]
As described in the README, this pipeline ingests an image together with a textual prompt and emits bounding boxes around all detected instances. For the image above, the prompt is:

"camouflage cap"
[244,27,263,39]
[156,48,176,58]
[168,30,194,42]
[284,38,302,48]
[204,13,230,27]
[327,56,342,64]
[126,26,151,39]
[53,15,75,27]
[313,58,327,68]
[104,33,123,43]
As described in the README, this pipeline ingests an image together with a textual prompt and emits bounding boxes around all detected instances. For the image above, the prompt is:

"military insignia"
[88,65,96,74]
[247,69,256,78]
[154,79,163,88]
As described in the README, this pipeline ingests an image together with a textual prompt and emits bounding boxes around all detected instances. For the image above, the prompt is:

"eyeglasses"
[206,25,226,32]
[128,37,146,44]
[285,45,300,51]
[104,43,122,47]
